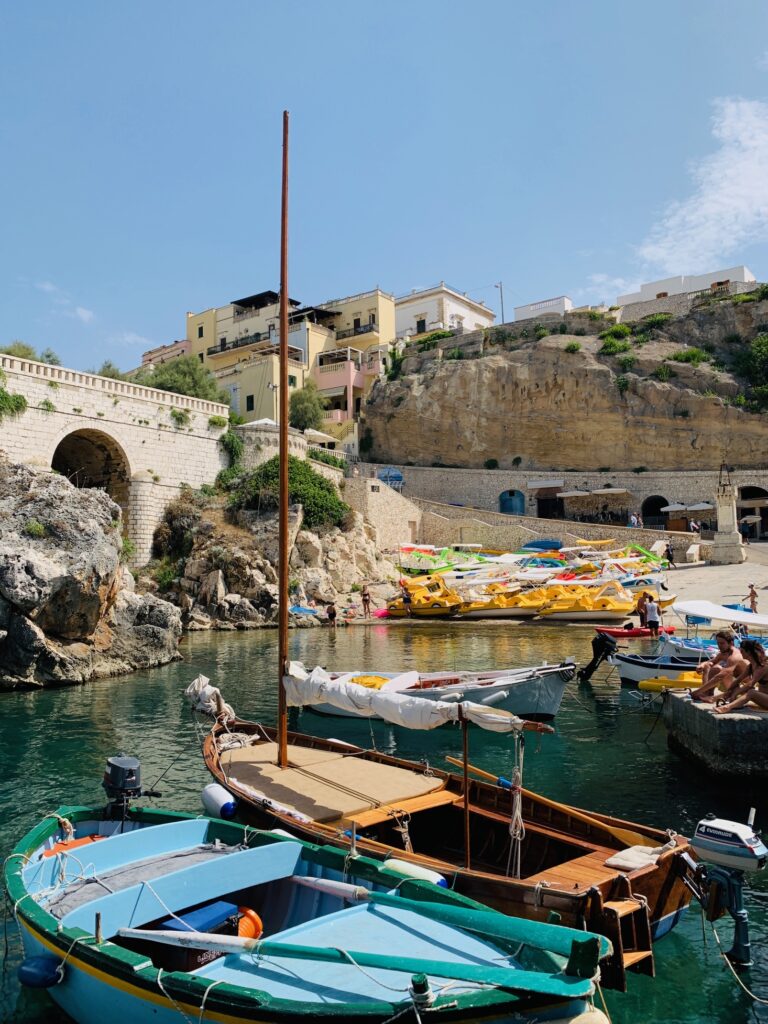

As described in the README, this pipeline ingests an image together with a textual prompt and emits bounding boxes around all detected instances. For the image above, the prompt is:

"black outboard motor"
[577,633,618,683]
[103,755,161,822]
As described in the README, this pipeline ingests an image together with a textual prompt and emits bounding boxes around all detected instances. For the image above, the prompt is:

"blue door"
[499,489,525,515]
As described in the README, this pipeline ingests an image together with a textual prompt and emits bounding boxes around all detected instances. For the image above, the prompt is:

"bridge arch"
[50,428,132,514]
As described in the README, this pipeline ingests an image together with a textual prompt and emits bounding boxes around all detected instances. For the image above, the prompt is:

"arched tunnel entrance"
[51,429,131,517]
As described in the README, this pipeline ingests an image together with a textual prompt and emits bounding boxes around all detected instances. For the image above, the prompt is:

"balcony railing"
[336,322,378,341]
[207,335,304,363]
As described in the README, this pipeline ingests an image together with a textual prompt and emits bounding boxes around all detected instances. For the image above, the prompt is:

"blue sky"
[2,1,768,370]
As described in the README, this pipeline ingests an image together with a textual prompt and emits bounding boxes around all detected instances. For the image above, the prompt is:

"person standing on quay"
[645,595,662,638]
[361,583,371,618]
[747,583,758,614]
[665,540,676,568]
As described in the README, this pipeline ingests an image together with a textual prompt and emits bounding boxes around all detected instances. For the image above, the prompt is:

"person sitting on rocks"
[690,630,747,702]
[714,640,768,714]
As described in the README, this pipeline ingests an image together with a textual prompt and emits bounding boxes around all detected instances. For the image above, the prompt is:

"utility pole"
[495,281,505,324]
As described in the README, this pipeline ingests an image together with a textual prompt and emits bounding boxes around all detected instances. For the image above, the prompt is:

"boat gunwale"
[5,805,563,1021]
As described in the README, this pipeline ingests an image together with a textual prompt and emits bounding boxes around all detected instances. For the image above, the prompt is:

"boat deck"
[523,849,619,892]
[221,740,444,823]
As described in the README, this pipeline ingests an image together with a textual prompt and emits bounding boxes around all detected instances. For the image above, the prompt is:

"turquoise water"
[1,621,767,1023]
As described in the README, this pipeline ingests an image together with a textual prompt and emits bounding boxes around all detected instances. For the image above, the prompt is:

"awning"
[557,489,590,498]
[527,479,565,489]
[672,601,768,628]
[304,428,337,443]
[660,503,687,513]
[741,515,762,523]
[737,498,768,508]
[687,501,714,511]
[591,487,629,496]
[319,386,347,398]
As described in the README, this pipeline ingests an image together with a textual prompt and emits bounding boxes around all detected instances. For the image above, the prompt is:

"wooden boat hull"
[204,723,695,991]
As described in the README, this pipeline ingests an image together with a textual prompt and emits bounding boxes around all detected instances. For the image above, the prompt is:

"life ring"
[238,908,263,939]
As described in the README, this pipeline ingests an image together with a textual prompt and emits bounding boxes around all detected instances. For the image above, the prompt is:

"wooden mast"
[277,110,290,769]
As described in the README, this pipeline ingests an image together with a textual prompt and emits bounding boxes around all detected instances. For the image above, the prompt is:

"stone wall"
[663,692,768,777]
[357,462,768,521]
[343,477,423,551]
[414,497,700,558]
[0,355,229,564]
[617,280,757,323]
[237,422,344,486]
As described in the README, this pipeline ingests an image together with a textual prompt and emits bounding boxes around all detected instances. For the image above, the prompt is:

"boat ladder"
[596,897,654,991]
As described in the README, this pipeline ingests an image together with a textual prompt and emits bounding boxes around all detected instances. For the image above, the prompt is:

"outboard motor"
[577,633,618,683]
[683,809,767,968]
[103,754,161,822]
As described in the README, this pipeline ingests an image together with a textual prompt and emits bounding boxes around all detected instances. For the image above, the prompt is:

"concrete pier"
[663,692,768,776]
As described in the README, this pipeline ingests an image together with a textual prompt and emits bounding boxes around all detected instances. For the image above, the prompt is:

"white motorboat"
[297,662,576,721]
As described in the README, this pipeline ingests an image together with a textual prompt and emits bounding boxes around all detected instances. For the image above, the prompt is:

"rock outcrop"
[145,504,398,630]
[0,458,181,689]
[364,297,768,471]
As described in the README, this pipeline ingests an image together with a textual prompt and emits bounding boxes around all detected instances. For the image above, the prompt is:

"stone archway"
[51,429,131,516]
[738,485,768,540]
[641,494,669,526]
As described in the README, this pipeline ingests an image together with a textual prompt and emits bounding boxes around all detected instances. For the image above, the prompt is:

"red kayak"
[595,625,676,639]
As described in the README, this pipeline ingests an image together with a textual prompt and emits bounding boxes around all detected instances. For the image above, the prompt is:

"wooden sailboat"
[196,112,696,995]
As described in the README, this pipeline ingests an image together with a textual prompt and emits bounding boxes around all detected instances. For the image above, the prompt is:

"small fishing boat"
[610,651,704,687]
[6,759,612,1024]
[294,660,576,720]
[596,626,676,639]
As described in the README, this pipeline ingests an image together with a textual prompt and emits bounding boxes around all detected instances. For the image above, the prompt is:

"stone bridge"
[0,354,229,564]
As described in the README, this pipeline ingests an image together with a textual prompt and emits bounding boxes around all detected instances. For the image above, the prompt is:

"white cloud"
[574,272,641,303]
[35,280,60,294]
[638,97,768,274]
[110,330,155,348]
[73,306,94,324]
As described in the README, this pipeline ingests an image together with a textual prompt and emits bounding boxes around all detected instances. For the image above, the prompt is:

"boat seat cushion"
[603,845,662,871]
[221,742,346,770]
[229,756,443,824]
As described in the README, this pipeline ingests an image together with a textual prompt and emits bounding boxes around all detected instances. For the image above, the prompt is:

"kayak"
[596,625,676,639]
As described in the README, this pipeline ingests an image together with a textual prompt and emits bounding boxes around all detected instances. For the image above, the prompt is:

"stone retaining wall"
[343,478,423,550]
[663,692,768,777]
[237,423,344,486]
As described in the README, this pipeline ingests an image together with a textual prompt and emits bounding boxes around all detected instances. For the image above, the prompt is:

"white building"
[395,282,495,339]
[514,295,573,322]
[617,266,755,305]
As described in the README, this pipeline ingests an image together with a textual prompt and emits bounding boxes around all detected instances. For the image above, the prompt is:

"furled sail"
[284,662,525,733]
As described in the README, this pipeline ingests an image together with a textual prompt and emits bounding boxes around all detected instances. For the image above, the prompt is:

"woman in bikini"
[714,639,768,714]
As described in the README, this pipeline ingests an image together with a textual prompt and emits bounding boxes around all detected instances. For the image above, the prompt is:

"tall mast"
[277,110,290,769]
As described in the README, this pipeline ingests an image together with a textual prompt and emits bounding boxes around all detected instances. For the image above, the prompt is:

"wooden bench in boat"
[222,742,444,824]
[465,803,617,857]
[523,850,622,892]
[342,789,459,828]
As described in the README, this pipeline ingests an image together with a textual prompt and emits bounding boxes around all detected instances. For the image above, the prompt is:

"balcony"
[207,334,303,363]
[336,322,379,341]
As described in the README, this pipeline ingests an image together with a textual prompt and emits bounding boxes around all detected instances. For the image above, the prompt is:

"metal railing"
[336,323,378,340]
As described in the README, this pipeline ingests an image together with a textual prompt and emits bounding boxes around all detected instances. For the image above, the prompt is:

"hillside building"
[396,283,494,339]
[514,295,573,322]
[616,266,756,305]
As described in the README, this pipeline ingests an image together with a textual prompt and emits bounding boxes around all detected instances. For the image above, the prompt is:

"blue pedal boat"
[6,803,613,1024]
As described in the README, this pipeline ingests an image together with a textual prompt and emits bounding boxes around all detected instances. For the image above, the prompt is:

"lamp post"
[495,282,505,324]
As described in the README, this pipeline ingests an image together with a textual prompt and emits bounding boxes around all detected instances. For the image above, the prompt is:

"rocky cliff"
[141,502,399,630]
[0,458,181,690]
[364,295,768,471]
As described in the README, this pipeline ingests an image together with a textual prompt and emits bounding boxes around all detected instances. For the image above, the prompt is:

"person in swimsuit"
[690,630,747,702]
[361,584,371,618]
[747,583,758,614]
[715,640,768,713]
[636,592,649,629]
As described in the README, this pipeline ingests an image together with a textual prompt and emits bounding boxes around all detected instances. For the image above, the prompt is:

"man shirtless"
[690,630,747,702]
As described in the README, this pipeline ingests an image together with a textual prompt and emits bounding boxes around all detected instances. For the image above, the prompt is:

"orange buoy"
[238,908,263,939]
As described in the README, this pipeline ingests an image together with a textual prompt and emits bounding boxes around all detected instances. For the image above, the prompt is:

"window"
[219,338,227,351]
[368,311,376,325]
[353,317,361,331]
[288,374,297,387]
[197,324,204,339]
[198,353,204,363]
[246,395,255,412]
[416,318,426,334]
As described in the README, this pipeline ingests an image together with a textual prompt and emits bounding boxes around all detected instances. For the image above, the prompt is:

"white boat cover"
[285,663,525,733]
[671,600,768,628]
[185,674,235,719]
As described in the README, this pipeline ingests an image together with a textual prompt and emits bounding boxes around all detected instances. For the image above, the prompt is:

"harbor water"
[2,621,767,1023]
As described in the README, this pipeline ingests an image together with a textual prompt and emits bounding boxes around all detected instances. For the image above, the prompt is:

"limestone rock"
[295,530,323,567]
[199,569,226,608]
[0,458,181,690]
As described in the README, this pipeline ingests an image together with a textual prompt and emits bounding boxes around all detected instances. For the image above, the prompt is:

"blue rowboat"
[7,802,613,1024]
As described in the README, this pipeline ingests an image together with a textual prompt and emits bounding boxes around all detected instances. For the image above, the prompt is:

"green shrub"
[564,341,581,353]
[558,322,567,334]
[40,398,55,413]
[170,407,191,428]
[588,311,604,321]
[573,327,586,336]
[634,313,672,333]
[599,323,632,340]
[47,381,59,390]
[152,558,179,591]
[215,465,244,491]
[600,338,631,355]
[617,355,636,371]
[208,415,228,429]
[309,448,346,469]
[220,428,244,468]
[669,348,710,365]
[723,332,742,345]
[152,489,206,558]
[418,330,453,348]
[734,394,747,407]
[484,458,499,469]
[120,536,136,563]
[387,351,405,380]
[701,388,717,398]
[615,375,630,394]
[653,364,673,381]
[228,455,350,530]
[632,466,648,473]
[533,325,548,340]
[0,369,27,420]
[23,519,46,538]
[199,483,218,497]
[444,347,464,360]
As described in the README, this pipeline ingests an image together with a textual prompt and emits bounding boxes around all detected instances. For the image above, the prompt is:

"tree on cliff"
[289,380,328,431]
[134,356,229,404]
[1,341,61,364]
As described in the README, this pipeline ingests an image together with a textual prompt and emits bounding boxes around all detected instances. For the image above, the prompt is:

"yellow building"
[183,287,396,444]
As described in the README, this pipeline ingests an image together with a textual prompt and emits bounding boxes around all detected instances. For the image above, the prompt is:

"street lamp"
[495,282,505,324]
